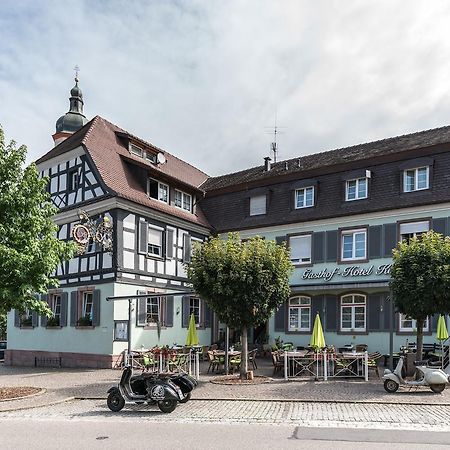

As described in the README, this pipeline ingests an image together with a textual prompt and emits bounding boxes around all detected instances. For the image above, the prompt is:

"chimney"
[264,156,272,171]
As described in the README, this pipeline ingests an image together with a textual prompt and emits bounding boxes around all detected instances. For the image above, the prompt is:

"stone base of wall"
[4,349,123,369]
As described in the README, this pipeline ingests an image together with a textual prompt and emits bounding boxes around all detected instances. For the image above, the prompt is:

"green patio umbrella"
[436,315,449,369]
[186,313,199,346]
[309,313,326,350]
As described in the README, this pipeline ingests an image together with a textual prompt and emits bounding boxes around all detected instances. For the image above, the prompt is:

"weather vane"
[74,65,80,81]
[71,210,113,254]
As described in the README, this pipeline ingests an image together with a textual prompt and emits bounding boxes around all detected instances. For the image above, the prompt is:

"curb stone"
[0,396,75,413]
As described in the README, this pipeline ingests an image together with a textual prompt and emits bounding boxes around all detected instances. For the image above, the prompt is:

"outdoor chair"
[142,353,157,372]
[367,351,382,378]
[229,354,241,373]
[248,349,258,370]
[271,351,283,376]
[355,344,368,352]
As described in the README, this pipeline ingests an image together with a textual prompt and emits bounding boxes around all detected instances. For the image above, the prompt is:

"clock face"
[72,224,91,244]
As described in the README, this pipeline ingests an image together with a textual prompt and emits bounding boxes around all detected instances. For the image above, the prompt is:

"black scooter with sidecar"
[107,365,197,413]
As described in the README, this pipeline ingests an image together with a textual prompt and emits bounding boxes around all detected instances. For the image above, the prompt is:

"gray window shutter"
[312,232,325,264]
[182,295,190,327]
[92,289,101,326]
[137,291,147,326]
[274,302,286,332]
[41,294,49,327]
[14,310,20,327]
[31,311,38,327]
[381,294,392,331]
[324,294,338,332]
[311,295,324,323]
[368,294,381,331]
[166,229,174,259]
[431,314,439,332]
[165,296,174,327]
[60,292,68,327]
[325,230,338,262]
[383,223,397,258]
[275,236,286,246]
[138,220,148,254]
[203,301,212,328]
[70,291,78,326]
[432,218,446,236]
[183,234,192,263]
[368,225,382,259]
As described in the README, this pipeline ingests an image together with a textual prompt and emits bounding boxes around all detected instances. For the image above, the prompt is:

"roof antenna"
[264,110,286,164]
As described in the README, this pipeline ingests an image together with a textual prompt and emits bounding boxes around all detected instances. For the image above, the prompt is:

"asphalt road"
[1,420,449,450]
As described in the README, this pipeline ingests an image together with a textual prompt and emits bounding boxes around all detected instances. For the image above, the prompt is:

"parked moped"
[107,365,187,413]
[383,355,450,393]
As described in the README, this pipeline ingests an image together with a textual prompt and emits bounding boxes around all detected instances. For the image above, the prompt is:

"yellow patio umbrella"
[436,315,449,369]
[309,313,326,350]
[185,313,199,346]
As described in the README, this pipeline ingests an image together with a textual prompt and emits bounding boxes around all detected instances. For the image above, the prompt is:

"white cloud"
[1,0,450,175]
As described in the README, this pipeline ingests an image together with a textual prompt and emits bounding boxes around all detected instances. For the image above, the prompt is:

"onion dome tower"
[52,74,88,145]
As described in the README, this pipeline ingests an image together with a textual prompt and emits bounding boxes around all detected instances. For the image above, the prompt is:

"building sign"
[301,264,392,283]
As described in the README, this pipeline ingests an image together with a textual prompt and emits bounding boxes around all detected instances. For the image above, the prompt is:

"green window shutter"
[41,294,49,327]
[325,230,338,262]
[14,310,20,327]
[312,232,325,263]
[138,220,148,254]
[274,302,286,332]
[70,291,78,326]
[166,229,174,259]
[275,236,286,246]
[60,292,68,327]
[383,223,397,258]
[183,234,192,263]
[368,225,382,259]
[137,291,147,326]
[165,296,174,327]
[182,296,190,328]
[92,289,101,327]
[324,294,338,332]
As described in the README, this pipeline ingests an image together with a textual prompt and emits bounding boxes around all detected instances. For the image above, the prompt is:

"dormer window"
[403,166,429,192]
[250,195,266,216]
[130,143,143,157]
[175,189,192,212]
[145,151,157,164]
[295,186,314,209]
[346,177,367,201]
[148,178,169,203]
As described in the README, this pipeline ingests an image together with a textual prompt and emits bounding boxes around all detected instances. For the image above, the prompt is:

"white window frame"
[340,294,366,332]
[341,228,367,261]
[345,177,368,201]
[82,292,93,320]
[189,297,202,327]
[148,226,163,257]
[399,314,429,332]
[399,220,429,242]
[174,189,192,212]
[295,186,315,209]
[148,178,169,204]
[145,151,157,163]
[288,296,311,332]
[403,166,429,192]
[145,297,161,325]
[289,234,312,265]
[50,294,62,323]
[129,143,143,157]
[249,195,267,216]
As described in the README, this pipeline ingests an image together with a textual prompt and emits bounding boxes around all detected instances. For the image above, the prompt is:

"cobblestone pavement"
[1,360,450,412]
[1,398,450,432]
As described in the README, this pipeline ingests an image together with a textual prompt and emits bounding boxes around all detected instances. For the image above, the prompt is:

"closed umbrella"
[436,315,449,369]
[309,313,326,380]
[186,314,199,346]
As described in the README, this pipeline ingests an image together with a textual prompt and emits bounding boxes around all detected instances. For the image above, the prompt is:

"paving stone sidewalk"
[1,359,450,412]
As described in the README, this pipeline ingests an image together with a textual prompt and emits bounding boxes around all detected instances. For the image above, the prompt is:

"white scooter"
[383,355,450,393]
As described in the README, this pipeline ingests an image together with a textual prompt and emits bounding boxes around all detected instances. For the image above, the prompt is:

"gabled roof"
[201,124,450,192]
[36,116,211,228]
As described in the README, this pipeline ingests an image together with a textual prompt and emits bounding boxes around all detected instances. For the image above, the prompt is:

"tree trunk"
[416,318,424,361]
[240,326,248,379]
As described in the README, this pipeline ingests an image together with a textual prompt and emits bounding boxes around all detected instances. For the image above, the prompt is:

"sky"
[2,0,450,176]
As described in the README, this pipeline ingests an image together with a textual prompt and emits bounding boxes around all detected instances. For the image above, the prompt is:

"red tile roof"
[36,116,211,228]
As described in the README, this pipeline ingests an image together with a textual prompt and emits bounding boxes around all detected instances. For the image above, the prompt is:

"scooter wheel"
[430,384,446,393]
[383,379,399,393]
[158,399,177,413]
[107,391,125,412]
[179,392,191,404]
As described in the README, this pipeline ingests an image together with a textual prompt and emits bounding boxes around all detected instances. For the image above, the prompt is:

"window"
[68,170,78,191]
[288,296,311,332]
[399,314,429,332]
[340,294,366,332]
[20,309,33,327]
[403,166,429,192]
[49,294,62,326]
[250,195,266,216]
[175,190,192,212]
[289,234,312,265]
[346,178,367,201]
[341,229,367,261]
[81,292,93,324]
[148,178,169,203]
[114,321,128,341]
[295,187,314,209]
[399,221,429,242]
[146,297,161,324]
[148,227,163,257]
[189,297,201,326]
[145,151,156,163]
[130,143,143,157]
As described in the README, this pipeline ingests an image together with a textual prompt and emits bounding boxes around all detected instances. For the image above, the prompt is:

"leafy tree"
[0,125,75,318]
[0,312,6,340]
[186,233,293,379]
[390,230,450,360]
